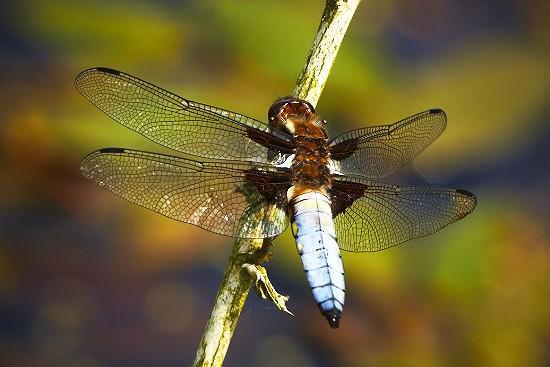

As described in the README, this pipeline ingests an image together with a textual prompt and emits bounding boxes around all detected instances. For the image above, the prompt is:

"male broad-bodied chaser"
[76,67,476,328]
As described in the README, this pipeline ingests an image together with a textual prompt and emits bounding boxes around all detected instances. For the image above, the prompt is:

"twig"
[192,238,268,367]
[192,1,361,366]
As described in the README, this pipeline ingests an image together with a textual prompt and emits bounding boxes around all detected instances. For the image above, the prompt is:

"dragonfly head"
[268,97,315,135]
[268,97,328,139]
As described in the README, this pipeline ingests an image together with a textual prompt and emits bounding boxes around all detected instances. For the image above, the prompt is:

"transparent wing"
[329,109,446,178]
[330,177,476,252]
[75,67,294,163]
[80,148,291,238]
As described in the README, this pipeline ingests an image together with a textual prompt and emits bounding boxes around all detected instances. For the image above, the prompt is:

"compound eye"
[303,100,315,113]
[268,97,292,121]
[268,97,315,121]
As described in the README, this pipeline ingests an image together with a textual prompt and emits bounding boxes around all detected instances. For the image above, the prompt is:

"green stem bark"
[192,238,269,367]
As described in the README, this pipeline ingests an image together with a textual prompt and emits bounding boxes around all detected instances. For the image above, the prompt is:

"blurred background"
[1,0,549,366]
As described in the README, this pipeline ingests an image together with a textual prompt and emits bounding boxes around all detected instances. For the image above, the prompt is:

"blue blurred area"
[387,0,524,62]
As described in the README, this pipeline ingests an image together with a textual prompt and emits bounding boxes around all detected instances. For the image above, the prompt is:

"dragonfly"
[76,67,476,328]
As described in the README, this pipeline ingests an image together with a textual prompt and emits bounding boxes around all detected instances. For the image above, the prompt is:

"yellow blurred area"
[18,0,185,68]
[1,0,550,366]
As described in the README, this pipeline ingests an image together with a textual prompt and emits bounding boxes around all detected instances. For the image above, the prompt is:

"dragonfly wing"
[75,67,294,164]
[330,176,476,252]
[329,109,446,178]
[81,148,291,238]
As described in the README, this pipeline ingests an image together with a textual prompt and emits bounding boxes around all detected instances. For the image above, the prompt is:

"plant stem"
[193,1,361,366]
[192,238,268,367]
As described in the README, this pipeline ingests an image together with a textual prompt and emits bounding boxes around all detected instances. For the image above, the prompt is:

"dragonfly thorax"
[291,136,332,188]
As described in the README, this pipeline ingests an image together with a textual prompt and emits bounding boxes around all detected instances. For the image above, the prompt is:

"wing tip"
[455,188,478,215]
[429,108,447,121]
[75,67,121,89]
[456,188,477,200]
[98,147,127,154]
[428,108,445,115]
[77,66,120,76]
[427,108,447,133]
[93,67,121,75]
[80,148,126,175]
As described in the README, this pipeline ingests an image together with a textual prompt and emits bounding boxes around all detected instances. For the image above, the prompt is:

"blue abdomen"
[289,190,345,328]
